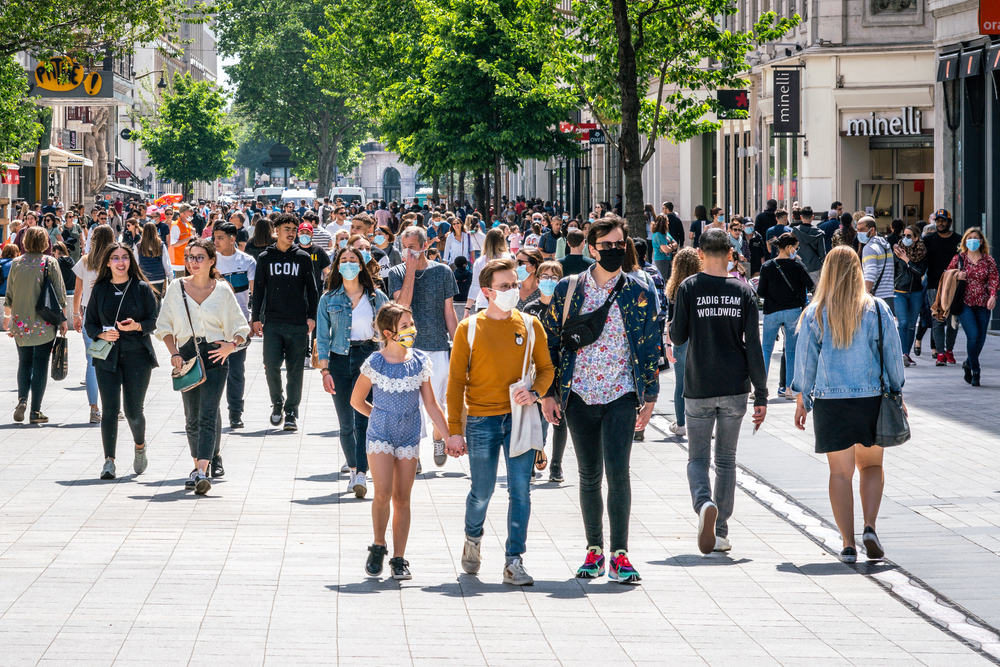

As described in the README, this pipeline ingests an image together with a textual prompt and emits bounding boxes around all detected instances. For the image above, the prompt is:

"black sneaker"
[210,455,225,478]
[194,471,211,495]
[230,414,244,429]
[366,543,388,577]
[862,527,884,559]
[389,556,412,580]
[549,465,564,483]
[184,469,198,490]
[633,430,644,442]
[29,411,49,424]
[283,414,297,432]
[963,361,973,385]
[270,404,283,426]
[840,547,858,564]
[13,399,27,423]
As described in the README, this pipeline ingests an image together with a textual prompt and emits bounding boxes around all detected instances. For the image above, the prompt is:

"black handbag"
[35,258,67,326]
[559,274,626,353]
[50,335,68,381]
[874,304,910,447]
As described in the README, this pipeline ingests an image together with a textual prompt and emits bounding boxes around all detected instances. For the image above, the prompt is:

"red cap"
[298,222,314,233]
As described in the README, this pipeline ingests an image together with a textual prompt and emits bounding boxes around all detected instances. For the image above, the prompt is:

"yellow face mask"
[395,325,417,348]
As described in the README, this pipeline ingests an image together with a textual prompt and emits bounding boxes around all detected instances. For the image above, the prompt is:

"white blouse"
[154,279,251,346]
[350,295,375,341]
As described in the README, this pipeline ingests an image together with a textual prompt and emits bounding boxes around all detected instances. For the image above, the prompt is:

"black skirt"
[812,396,883,453]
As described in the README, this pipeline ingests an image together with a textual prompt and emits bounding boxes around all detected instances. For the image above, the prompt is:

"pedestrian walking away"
[352,303,450,581]
[448,258,555,585]
[542,216,660,584]
[250,213,318,432]
[4,227,69,425]
[663,248,703,437]
[669,228,768,556]
[317,245,390,498]
[793,246,905,564]
[157,238,250,495]
[84,243,158,480]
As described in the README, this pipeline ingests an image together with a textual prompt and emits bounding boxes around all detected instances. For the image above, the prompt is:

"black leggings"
[95,351,152,459]
[16,340,55,413]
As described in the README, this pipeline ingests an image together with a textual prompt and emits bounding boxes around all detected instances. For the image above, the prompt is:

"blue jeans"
[957,305,991,372]
[329,342,377,474]
[762,307,801,388]
[672,341,688,427]
[80,309,99,406]
[464,413,533,558]
[894,290,924,355]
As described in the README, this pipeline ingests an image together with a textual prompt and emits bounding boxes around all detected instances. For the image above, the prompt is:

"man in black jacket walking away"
[669,229,768,556]
[791,206,826,285]
[251,213,318,432]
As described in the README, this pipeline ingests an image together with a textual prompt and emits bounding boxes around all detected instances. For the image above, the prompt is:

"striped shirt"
[862,236,895,299]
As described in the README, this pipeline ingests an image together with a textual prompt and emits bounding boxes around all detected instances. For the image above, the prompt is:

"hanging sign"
[772,70,800,135]
[981,0,1000,35]
[29,56,112,99]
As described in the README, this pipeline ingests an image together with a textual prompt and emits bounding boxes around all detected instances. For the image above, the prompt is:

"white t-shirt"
[326,221,350,238]
[215,250,256,320]
[350,295,375,340]
[524,233,541,249]
[72,259,99,310]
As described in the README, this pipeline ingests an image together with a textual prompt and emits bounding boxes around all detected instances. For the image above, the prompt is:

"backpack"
[0,257,12,296]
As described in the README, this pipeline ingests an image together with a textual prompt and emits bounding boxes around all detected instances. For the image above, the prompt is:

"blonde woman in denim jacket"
[792,246,905,565]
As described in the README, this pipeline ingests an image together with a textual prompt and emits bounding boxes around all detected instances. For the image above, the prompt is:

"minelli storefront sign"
[843,107,927,137]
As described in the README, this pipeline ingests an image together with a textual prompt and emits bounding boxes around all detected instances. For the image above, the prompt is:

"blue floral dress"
[361,349,432,460]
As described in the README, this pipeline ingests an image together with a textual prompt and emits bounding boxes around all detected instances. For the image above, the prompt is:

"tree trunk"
[610,0,647,238]
[473,172,486,223]
[432,174,440,207]
[493,154,502,224]
[447,170,454,209]
[457,170,466,207]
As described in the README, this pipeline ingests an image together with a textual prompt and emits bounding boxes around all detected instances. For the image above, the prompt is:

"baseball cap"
[179,204,192,214]
[298,222,314,233]
[934,208,952,221]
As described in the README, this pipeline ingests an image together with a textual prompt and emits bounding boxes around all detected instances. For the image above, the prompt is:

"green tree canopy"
[134,72,235,199]
[538,0,797,235]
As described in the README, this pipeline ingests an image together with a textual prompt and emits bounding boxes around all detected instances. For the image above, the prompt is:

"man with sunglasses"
[541,217,660,584]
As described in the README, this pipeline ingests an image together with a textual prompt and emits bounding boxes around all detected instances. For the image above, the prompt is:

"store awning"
[103,182,149,198]
[20,145,93,168]
[937,53,959,82]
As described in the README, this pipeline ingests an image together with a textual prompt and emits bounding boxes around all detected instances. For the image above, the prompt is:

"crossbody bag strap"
[179,279,202,356]
[521,313,534,380]
[113,279,132,324]
[561,274,580,326]
[875,300,886,395]
[774,261,804,306]
[871,239,889,293]
[466,313,476,374]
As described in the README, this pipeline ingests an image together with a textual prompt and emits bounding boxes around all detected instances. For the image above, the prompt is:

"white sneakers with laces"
[461,535,482,574]
[503,557,534,586]
[669,422,687,437]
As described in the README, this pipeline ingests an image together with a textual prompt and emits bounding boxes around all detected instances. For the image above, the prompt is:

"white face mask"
[491,287,520,312]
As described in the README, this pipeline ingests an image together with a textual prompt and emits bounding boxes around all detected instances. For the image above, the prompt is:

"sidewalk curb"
[648,413,1000,664]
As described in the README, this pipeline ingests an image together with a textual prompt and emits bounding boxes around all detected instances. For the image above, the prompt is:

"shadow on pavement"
[56,477,126,486]
[291,491,364,505]
[327,580,399,594]
[296,472,344,483]
[653,555,753,567]
[418,576,591,599]
[128,489,210,502]
[776,561,856,576]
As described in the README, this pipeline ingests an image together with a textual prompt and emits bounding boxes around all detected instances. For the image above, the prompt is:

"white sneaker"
[461,535,481,574]
[433,439,447,467]
[503,557,534,586]
[341,462,350,473]
[346,471,356,494]
[353,473,367,499]
[698,502,718,555]
[713,536,732,552]
[669,422,686,437]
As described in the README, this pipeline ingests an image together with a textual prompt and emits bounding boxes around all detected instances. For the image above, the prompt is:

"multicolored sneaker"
[575,547,606,579]
[608,550,641,584]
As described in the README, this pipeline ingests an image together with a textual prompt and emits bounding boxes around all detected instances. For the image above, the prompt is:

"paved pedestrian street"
[1,332,997,667]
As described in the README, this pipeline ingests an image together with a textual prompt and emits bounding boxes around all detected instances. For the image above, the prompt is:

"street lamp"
[133,70,168,89]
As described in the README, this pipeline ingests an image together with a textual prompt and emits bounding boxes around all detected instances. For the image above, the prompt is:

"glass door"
[856,180,901,233]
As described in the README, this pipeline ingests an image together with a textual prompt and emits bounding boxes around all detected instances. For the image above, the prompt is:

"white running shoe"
[669,422,686,437]
[346,471,356,495]
[713,536,732,552]
[698,502,718,555]
[461,535,481,574]
[341,462,350,473]
[503,557,534,586]
[353,473,367,499]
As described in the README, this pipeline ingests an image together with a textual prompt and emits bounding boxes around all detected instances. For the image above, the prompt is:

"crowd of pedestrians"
[2,191,996,581]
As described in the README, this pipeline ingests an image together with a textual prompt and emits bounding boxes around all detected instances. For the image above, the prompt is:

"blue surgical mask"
[299,234,311,245]
[966,238,981,252]
[562,214,569,220]
[745,225,754,235]
[361,250,372,264]
[538,278,558,296]
[588,218,595,223]
[374,234,386,246]
[790,249,797,259]
[902,237,914,247]
[339,239,348,248]
[516,264,529,281]
[727,261,735,272]
[857,231,869,244]
[338,262,361,280]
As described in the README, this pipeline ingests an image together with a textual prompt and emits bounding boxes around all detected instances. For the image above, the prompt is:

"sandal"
[534,449,548,471]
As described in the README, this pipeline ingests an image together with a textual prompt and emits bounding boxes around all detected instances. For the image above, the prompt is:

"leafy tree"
[231,125,275,175]
[217,0,371,198]
[540,0,798,235]
[134,72,235,200]
[0,57,43,166]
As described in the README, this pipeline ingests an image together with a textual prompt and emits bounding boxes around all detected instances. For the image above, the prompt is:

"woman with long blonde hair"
[663,247,702,437]
[464,227,510,316]
[792,246,905,564]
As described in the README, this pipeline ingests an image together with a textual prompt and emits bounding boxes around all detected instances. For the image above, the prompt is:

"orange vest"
[169,218,194,270]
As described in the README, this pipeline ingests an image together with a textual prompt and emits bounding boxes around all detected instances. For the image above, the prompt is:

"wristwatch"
[529,390,541,401]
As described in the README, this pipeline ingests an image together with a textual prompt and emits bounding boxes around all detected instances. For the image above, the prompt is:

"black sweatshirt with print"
[251,244,318,325]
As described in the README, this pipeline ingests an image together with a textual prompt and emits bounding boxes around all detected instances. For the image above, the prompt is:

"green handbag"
[86,279,132,361]
[171,281,207,393]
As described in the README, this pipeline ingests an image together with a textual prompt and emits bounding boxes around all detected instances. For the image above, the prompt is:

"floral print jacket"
[541,267,660,411]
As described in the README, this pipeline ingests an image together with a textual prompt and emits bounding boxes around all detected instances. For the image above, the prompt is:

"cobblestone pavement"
[0,332,996,666]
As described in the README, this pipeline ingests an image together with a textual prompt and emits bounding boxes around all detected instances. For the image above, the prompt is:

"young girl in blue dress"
[351,302,450,580]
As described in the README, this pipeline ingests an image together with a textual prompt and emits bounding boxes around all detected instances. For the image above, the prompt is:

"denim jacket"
[316,286,390,358]
[541,267,660,411]
[792,297,904,411]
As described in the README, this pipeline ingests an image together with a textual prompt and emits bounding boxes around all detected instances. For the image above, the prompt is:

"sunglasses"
[596,240,627,251]
[184,255,209,263]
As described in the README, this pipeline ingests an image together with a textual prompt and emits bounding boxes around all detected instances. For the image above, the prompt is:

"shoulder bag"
[171,280,206,392]
[35,257,67,326]
[559,273,626,352]
[947,254,966,319]
[87,279,131,361]
[508,313,544,458]
[874,303,910,447]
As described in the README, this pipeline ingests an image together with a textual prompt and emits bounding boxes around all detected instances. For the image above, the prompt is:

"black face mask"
[596,247,625,272]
